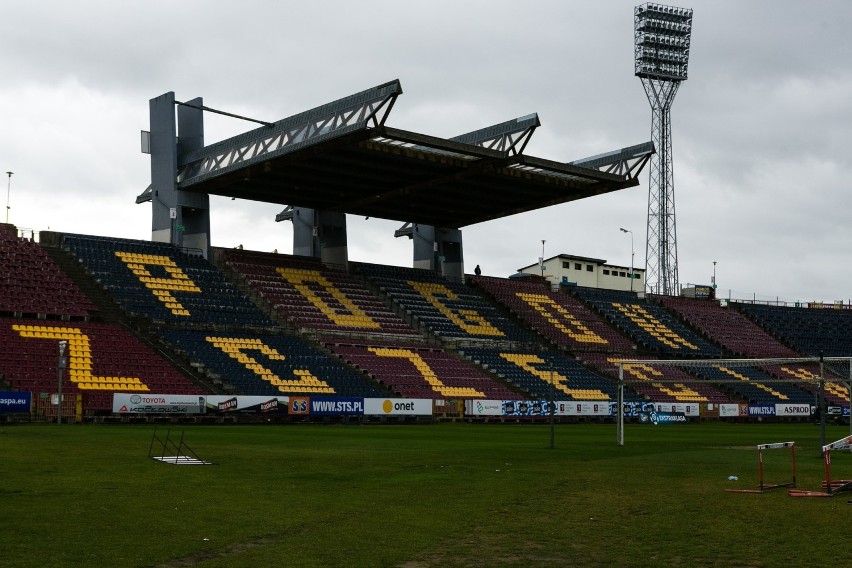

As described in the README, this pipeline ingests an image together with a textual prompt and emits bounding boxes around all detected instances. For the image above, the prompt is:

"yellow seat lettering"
[369,347,484,398]
[407,281,504,337]
[12,325,148,391]
[608,358,705,402]
[115,252,201,316]
[500,353,609,400]
[779,366,849,399]
[206,336,334,394]
[613,303,698,351]
[276,268,380,329]
[516,292,607,344]
[718,366,787,400]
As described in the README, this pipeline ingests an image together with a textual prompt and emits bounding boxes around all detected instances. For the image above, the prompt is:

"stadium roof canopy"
[151,79,652,229]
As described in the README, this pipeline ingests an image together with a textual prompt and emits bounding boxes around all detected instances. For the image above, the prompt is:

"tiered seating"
[355,263,537,343]
[459,346,628,401]
[654,296,800,358]
[571,287,723,357]
[470,275,635,353]
[768,363,849,406]
[62,234,274,327]
[689,364,813,405]
[160,330,387,397]
[734,302,852,357]
[581,353,733,404]
[326,340,518,399]
[0,224,95,318]
[222,250,418,337]
[0,318,203,411]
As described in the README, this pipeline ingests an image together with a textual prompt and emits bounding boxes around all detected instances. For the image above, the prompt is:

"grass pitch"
[1,421,850,567]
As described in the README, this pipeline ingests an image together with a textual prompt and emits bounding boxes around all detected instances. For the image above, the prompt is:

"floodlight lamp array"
[634,3,693,81]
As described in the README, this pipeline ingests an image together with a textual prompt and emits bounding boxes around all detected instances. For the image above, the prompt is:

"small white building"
[516,254,645,292]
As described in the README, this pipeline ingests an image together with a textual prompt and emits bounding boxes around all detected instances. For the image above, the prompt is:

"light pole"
[57,340,67,425]
[549,369,556,449]
[620,228,634,292]
[634,3,694,294]
[5,172,13,224]
[712,261,717,290]
[540,239,546,279]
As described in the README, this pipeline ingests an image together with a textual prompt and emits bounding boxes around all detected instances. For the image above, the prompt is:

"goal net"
[612,356,852,446]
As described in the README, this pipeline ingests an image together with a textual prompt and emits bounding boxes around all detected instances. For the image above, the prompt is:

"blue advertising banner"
[310,398,365,416]
[639,411,688,425]
[0,392,31,413]
[502,400,555,416]
[748,405,776,417]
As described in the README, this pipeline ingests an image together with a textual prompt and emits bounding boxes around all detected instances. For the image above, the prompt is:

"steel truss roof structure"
[158,79,652,229]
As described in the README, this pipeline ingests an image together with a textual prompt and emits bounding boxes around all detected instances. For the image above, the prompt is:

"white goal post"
[614,357,852,446]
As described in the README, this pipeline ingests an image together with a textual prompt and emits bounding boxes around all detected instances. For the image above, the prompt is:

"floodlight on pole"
[540,239,546,279]
[634,3,694,295]
[620,228,635,292]
[5,172,12,224]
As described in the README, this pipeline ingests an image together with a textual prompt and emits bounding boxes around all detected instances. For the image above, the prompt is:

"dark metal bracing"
[176,80,649,228]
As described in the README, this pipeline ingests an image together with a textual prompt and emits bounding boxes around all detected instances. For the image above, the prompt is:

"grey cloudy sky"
[1,0,850,304]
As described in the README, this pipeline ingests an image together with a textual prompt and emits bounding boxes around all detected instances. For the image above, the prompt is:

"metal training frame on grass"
[725,441,797,494]
[148,426,214,465]
[788,435,852,498]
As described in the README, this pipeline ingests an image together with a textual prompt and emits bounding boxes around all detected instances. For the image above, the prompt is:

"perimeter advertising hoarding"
[465,400,504,416]
[502,400,554,416]
[718,404,742,417]
[609,402,699,417]
[113,394,206,414]
[717,404,814,418]
[205,395,289,414]
[363,398,432,416]
[775,404,812,417]
[558,401,610,416]
[310,398,365,416]
[464,400,611,417]
[0,391,31,413]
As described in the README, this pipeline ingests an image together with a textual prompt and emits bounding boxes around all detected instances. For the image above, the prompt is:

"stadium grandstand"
[1,80,850,424]
[3,222,851,422]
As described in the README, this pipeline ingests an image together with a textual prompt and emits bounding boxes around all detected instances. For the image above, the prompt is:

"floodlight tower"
[634,3,693,295]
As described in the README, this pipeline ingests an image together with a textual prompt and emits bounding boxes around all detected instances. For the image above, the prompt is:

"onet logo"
[382,400,416,413]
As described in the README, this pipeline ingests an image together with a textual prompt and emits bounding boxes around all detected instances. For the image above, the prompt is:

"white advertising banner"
[113,393,206,414]
[364,398,432,416]
[775,404,812,417]
[556,401,610,416]
[719,404,742,417]
[465,400,504,416]
[654,403,699,416]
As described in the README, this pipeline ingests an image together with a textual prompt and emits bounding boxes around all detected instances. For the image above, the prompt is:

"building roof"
[165,80,653,229]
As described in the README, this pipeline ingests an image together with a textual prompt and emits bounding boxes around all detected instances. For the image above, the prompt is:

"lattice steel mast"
[634,3,693,295]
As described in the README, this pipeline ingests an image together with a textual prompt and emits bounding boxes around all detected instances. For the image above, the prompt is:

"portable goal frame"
[615,356,852,446]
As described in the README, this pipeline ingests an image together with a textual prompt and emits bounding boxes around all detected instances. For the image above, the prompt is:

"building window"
[574,263,581,270]
[634,273,642,281]
[562,261,570,269]
[620,271,626,277]
[586,265,593,272]
[603,269,610,275]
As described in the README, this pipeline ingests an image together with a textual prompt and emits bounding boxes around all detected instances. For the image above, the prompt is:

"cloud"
[1,0,851,303]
